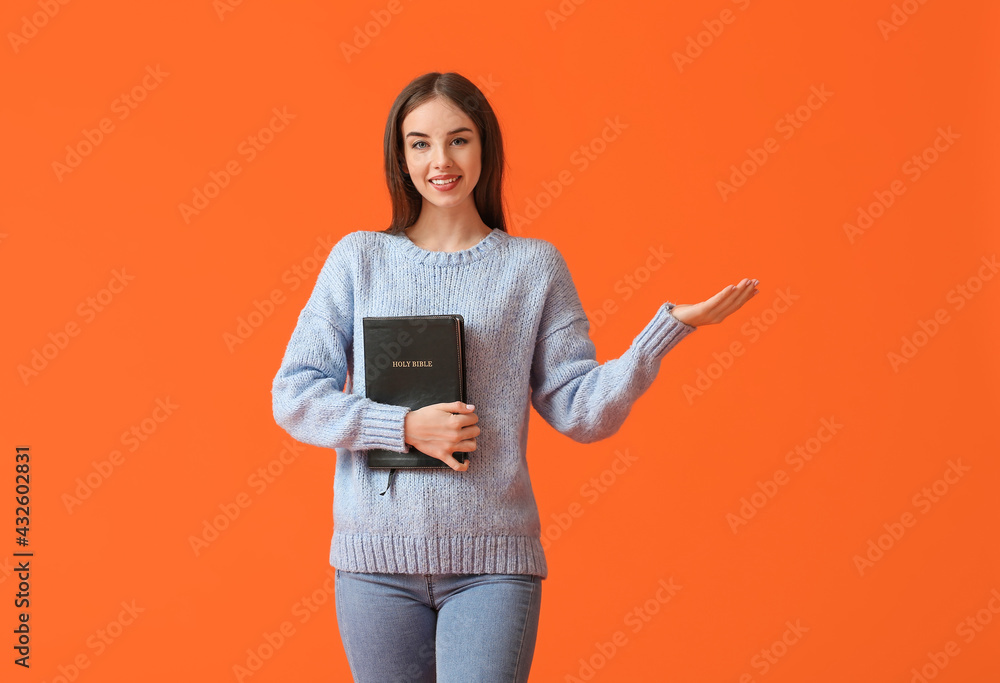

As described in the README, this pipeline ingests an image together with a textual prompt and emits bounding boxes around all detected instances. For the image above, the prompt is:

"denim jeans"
[334,569,543,683]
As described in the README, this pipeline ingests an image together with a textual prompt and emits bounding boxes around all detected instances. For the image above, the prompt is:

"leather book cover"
[362,314,468,468]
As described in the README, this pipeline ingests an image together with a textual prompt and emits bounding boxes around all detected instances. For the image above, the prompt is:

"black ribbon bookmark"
[379,468,397,496]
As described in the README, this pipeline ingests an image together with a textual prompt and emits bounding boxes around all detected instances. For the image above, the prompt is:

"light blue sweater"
[271,228,697,579]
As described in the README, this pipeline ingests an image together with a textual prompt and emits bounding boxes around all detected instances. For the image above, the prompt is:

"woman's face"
[400,97,482,212]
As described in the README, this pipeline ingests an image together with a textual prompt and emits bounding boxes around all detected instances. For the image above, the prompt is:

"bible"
[362,314,469,469]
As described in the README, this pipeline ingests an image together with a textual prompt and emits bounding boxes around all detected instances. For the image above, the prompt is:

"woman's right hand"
[403,401,479,471]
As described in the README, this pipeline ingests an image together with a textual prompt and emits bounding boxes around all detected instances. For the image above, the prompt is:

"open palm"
[670,278,759,327]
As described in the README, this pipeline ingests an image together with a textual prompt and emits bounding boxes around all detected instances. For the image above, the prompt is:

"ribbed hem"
[331,531,548,579]
[357,401,411,452]
[632,302,697,360]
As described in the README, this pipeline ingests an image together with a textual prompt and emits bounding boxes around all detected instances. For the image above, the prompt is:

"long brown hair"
[382,72,508,235]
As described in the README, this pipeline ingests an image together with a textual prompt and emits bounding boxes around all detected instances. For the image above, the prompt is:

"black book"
[362,314,468,468]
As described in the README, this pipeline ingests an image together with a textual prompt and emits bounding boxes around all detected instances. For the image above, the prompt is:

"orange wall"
[3,0,998,681]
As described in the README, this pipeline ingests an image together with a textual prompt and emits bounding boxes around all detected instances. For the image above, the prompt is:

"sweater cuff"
[631,302,697,360]
[359,401,411,453]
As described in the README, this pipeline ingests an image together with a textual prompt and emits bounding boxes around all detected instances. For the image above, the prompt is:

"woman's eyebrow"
[405,127,474,139]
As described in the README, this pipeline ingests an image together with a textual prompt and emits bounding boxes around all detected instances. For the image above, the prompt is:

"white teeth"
[430,177,458,185]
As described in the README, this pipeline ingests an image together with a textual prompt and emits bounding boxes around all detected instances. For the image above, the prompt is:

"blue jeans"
[334,569,543,683]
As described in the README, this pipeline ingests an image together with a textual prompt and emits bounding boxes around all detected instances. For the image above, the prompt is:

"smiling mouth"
[430,176,461,185]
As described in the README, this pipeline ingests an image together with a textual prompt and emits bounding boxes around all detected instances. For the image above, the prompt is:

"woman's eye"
[411,138,469,150]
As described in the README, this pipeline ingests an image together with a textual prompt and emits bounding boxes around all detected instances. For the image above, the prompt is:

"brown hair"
[381,72,508,235]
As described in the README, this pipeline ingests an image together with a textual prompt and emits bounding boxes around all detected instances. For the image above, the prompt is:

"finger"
[419,441,470,471]
[679,278,759,325]
[715,281,750,305]
[724,280,755,304]
[698,286,741,316]
[688,289,729,319]
[443,401,476,414]
[725,279,755,297]
[720,279,757,303]
[455,411,479,427]
[455,423,481,440]
[716,279,746,296]
[711,285,752,315]
[443,454,470,471]
[694,282,753,324]
[714,282,759,320]
[733,279,759,306]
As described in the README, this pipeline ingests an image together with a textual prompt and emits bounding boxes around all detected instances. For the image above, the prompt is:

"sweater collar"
[392,228,506,266]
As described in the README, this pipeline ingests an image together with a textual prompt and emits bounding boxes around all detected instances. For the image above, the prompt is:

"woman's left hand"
[669,278,759,327]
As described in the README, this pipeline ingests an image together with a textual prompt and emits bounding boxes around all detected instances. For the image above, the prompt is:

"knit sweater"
[270,228,697,579]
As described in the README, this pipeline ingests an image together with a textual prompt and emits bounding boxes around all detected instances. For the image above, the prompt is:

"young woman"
[272,71,758,682]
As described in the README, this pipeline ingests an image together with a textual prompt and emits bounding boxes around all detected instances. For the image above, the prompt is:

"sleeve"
[529,246,698,444]
[271,233,412,453]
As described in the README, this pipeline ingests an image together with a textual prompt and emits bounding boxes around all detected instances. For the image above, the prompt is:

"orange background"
[3,0,999,681]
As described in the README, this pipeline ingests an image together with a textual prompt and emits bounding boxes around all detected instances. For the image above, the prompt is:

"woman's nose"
[432,146,452,168]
